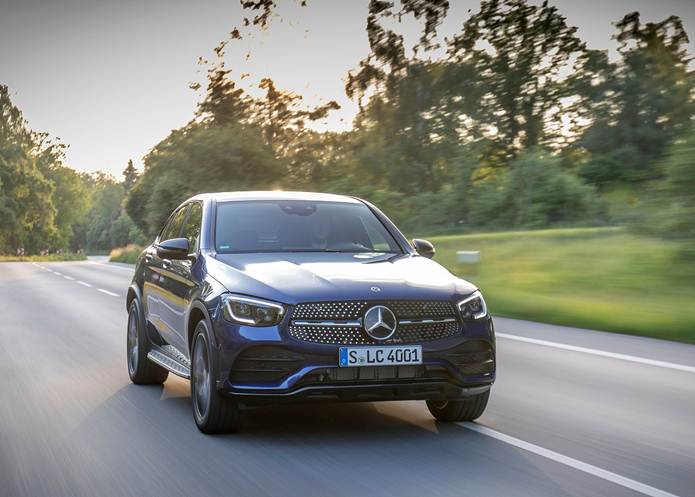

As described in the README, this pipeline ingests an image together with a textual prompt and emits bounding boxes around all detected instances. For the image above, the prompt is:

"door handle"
[145,254,153,263]
[162,259,172,269]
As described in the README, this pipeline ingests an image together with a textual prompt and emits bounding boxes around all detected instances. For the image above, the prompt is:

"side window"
[159,206,189,242]
[182,202,203,251]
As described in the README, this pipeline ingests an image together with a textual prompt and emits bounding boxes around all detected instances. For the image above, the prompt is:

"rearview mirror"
[157,238,191,260]
[412,239,435,259]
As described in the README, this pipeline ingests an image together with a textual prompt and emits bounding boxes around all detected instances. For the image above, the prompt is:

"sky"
[1,0,694,178]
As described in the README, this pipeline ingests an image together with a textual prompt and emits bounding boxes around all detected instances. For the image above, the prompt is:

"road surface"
[1,258,694,497]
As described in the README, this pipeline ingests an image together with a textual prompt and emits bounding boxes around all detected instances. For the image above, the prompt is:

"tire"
[127,299,169,385]
[426,390,490,422]
[190,320,241,434]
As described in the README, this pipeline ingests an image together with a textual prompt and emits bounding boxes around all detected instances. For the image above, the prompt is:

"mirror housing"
[156,238,191,260]
[412,238,435,259]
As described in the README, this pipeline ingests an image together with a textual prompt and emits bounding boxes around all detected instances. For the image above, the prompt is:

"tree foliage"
[3,1,694,254]
[635,127,695,251]
[127,122,280,236]
[1,85,76,252]
[447,0,587,158]
[0,85,144,254]
[580,12,695,185]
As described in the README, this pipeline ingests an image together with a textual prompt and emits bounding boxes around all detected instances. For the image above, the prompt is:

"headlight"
[458,290,487,320]
[222,294,285,326]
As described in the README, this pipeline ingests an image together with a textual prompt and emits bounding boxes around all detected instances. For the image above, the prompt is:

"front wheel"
[190,320,241,434]
[426,390,490,422]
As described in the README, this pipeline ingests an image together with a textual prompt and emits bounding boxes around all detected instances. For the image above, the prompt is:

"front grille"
[291,301,455,320]
[397,321,460,342]
[288,300,461,345]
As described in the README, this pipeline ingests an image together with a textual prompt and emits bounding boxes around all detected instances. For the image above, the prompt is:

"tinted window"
[215,200,401,254]
[182,202,203,250]
[160,206,188,241]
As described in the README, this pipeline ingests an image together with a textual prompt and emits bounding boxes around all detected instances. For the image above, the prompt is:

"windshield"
[215,200,402,254]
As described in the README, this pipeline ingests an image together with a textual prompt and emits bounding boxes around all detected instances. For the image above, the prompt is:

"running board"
[147,347,191,379]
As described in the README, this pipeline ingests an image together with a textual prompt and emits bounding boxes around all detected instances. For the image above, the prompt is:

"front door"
[151,204,189,349]
[159,201,203,358]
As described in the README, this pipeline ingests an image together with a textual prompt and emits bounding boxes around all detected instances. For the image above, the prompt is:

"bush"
[109,245,143,264]
[469,149,606,230]
[633,128,695,257]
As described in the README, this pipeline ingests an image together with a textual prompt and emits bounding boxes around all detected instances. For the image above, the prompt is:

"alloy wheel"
[127,306,139,375]
[192,334,211,420]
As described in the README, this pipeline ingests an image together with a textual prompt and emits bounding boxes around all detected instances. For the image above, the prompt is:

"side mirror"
[412,238,435,259]
[156,238,191,260]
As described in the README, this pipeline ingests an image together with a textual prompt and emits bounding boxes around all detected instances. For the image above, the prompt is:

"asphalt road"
[1,258,694,497]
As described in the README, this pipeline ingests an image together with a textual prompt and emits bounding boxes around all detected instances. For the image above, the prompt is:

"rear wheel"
[190,320,240,434]
[127,299,169,385]
[426,390,490,422]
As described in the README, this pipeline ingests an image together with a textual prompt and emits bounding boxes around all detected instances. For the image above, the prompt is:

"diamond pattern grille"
[289,300,460,345]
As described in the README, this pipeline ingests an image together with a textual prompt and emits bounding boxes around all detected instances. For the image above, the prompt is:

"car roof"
[188,191,363,204]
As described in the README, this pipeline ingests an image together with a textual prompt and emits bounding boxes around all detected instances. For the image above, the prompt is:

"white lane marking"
[87,261,133,272]
[496,333,695,374]
[97,288,119,297]
[460,423,681,497]
[63,276,75,281]
[77,281,92,288]
[53,271,62,276]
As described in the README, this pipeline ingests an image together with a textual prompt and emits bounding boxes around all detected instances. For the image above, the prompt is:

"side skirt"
[147,344,191,379]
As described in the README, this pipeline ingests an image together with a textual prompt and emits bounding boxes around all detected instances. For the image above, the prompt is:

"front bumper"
[211,311,496,405]
[226,382,492,406]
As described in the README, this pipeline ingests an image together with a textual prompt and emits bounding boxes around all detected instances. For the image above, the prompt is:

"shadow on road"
[12,379,585,497]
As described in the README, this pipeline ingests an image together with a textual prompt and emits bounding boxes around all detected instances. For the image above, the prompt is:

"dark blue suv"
[126,192,495,433]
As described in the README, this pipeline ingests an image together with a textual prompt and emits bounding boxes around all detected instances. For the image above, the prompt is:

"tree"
[123,159,138,192]
[126,121,281,236]
[580,13,695,185]
[345,0,451,104]
[44,165,90,250]
[194,42,339,162]
[345,61,459,194]
[446,0,588,160]
[636,126,695,252]
[0,85,58,253]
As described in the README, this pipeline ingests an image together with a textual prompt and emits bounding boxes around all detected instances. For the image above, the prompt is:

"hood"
[206,251,476,304]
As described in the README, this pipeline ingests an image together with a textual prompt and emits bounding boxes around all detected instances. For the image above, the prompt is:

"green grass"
[109,245,143,264]
[428,227,695,343]
[0,253,87,262]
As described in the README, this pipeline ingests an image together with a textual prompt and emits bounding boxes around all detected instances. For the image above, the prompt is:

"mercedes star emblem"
[363,305,397,340]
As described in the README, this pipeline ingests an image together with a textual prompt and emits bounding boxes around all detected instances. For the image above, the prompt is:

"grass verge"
[429,227,695,343]
[109,245,142,264]
[0,253,87,262]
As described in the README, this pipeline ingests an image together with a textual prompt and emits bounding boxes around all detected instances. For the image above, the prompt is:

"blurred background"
[1,0,694,341]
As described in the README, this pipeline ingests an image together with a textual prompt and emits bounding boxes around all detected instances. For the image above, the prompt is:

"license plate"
[339,345,422,367]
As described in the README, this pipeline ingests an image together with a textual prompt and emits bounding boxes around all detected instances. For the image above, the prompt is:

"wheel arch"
[187,301,214,353]
[126,284,141,311]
